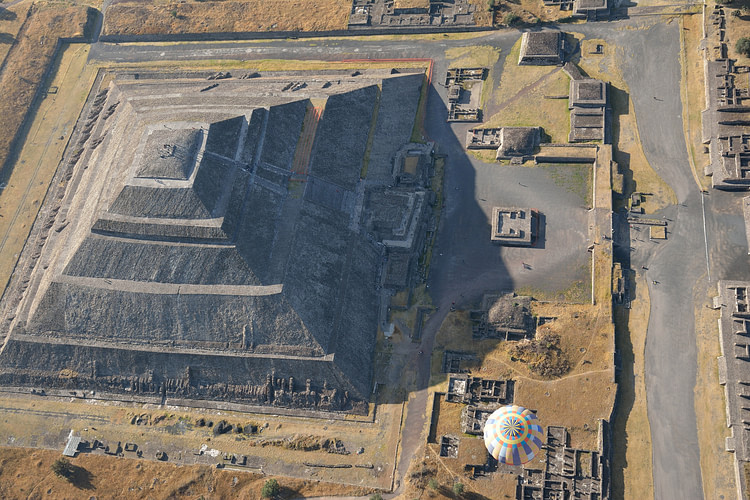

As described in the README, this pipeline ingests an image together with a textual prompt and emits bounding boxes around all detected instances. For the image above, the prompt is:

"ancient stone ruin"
[349,0,478,29]
[470,292,536,340]
[715,281,750,499]
[518,31,566,66]
[490,207,536,246]
[703,6,750,190]
[445,67,486,122]
[569,78,609,143]
[518,424,611,499]
[0,68,432,415]
[466,126,542,160]
[542,0,610,20]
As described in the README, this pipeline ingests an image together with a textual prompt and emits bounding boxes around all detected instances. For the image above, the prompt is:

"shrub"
[212,420,231,435]
[453,482,465,495]
[261,479,281,498]
[503,12,520,25]
[369,494,384,500]
[51,458,75,481]
[428,478,439,490]
[737,37,750,57]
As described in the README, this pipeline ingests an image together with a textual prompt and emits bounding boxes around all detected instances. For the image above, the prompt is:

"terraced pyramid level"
[0,68,428,414]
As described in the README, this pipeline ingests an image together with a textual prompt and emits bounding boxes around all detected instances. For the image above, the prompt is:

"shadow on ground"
[69,464,95,490]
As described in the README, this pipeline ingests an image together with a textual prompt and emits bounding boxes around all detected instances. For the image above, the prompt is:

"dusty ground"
[428,298,615,445]
[0,390,402,492]
[680,13,711,191]
[0,0,30,70]
[689,6,740,498]
[413,297,615,497]
[484,69,571,143]
[0,3,92,175]
[693,281,736,500]
[103,0,495,35]
[724,0,750,64]
[492,0,576,25]
[468,0,494,27]
[0,43,96,298]
[103,0,352,36]
[611,274,654,499]
[401,395,518,499]
[0,446,372,499]
[474,36,572,145]
[444,44,500,70]
[575,35,677,214]
[403,445,518,499]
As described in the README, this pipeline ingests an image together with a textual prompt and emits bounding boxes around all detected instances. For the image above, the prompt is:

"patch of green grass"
[445,45,501,69]
[468,149,498,163]
[287,180,305,199]
[483,61,571,143]
[540,163,593,207]
[516,262,592,304]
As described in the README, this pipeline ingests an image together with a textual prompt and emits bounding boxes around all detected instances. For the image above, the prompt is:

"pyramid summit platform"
[0,67,431,415]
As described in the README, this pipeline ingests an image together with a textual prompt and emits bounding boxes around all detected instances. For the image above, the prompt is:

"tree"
[486,0,495,11]
[51,458,75,481]
[369,494,384,500]
[428,478,439,490]
[452,482,465,495]
[737,37,750,57]
[261,479,281,499]
[503,12,520,26]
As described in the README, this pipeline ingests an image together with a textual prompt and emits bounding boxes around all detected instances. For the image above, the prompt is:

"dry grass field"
[103,0,494,36]
[103,0,352,35]
[491,0,575,25]
[0,3,92,175]
[693,281,737,500]
[428,300,615,447]
[402,394,519,499]
[0,388,402,492]
[725,1,750,64]
[0,43,96,302]
[680,14,711,190]
[484,70,571,143]
[469,0,495,26]
[481,37,571,143]
[0,0,31,70]
[0,446,371,499]
[611,274,654,499]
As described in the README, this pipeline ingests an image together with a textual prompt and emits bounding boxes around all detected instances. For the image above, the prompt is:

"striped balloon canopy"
[483,405,543,466]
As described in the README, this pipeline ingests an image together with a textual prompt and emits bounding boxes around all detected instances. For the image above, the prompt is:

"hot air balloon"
[483,405,543,465]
